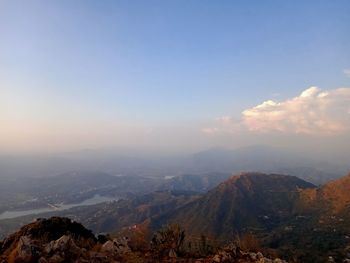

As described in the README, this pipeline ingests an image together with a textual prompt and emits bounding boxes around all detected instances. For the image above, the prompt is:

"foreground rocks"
[210,244,286,263]
[0,217,286,263]
[0,217,125,263]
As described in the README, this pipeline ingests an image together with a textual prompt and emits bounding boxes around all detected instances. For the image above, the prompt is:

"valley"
[1,170,350,262]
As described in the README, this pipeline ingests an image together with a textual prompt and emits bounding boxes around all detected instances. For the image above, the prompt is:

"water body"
[0,194,117,220]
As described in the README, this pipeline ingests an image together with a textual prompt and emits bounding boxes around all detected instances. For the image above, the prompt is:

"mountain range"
[149,172,350,262]
[1,171,350,262]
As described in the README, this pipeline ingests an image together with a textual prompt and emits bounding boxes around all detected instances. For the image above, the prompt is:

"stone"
[15,236,39,262]
[48,254,64,263]
[249,252,257,260]
[38,257,48,263]
[212,254,221,262]
[169,248,177,258]
[44,235,81,258]
[256,252,264,259]
[101,241,116,253]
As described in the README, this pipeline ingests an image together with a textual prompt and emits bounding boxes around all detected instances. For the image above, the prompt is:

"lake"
[0,194,117,220]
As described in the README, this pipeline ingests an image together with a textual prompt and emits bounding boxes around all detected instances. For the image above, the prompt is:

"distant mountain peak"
[216,172,315,192]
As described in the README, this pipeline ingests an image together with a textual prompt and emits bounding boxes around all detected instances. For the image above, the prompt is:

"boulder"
[46,235,80,253]
[14,236,40,262]
[100,238,131,255]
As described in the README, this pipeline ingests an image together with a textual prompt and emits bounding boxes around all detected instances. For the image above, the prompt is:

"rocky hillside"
[152,173,315,237]
[150,172,350,262]
[299,173,350,213]
[0,216,286,263]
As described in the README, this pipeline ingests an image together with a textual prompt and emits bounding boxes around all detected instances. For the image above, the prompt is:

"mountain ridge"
[150,172,316,237]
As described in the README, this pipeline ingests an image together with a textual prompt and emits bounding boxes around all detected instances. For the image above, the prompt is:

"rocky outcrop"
[1,217,96,253]
[12,236,40,263]
[1,234,130,262]
[0,216,287,263]
[0,217,130,263]
[210,243,286,263]
[100,237,131,255]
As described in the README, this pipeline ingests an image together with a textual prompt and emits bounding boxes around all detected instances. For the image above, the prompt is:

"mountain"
[267,173,350,262]
[152,172,315,237]
[150,172,350,262]
[300,173,350,213]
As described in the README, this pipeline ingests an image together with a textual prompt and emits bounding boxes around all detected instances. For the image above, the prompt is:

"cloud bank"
[204,87,350,135]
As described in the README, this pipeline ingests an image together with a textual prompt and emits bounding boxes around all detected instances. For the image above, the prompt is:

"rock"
[212,254,221,262]
[48,254,64,263]
[169,248,177,258]
[256,252,264,259]
[250,252,257,260]
[273,259,285,263]
[209,245,287,263]
[38,257,48,263]
[100,238,131,255]
[54,235,79,252]
[45,235,81,256]
[16,236,32,257]
[15,236,39,262]
[112,238,131,254]
[328,256,336,262]
[101,240,115,253]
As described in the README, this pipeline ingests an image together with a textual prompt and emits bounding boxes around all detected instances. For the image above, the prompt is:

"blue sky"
[1,1,350,153]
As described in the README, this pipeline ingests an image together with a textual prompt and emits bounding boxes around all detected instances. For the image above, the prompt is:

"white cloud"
[204,87,350,135]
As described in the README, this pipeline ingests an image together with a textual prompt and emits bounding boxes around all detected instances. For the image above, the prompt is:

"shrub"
[151,224,185,258]
[236,233,261,252]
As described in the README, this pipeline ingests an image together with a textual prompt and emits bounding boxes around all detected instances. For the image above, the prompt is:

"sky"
[0,0,350,157]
